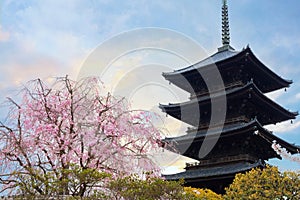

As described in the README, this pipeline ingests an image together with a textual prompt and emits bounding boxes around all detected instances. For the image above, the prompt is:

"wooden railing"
[185,154,257,169]
[190,81,244,99]
[186,116,250,133]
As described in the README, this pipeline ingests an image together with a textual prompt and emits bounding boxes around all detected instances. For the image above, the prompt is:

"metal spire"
[222,0,230,46]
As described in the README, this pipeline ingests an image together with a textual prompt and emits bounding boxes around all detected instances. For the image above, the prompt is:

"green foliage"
[104,175,223,199]
[16,164,110,198]
[13,164,300,199]
[15,169,193,199]
[105,175,189,200]
[184,187,223,200]
[224,165,300,200]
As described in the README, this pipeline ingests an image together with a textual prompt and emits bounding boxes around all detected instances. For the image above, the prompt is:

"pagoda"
[160,0,300,194]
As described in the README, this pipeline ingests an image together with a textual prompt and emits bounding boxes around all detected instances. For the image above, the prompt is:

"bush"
[224,165,300,200]
[184,187,223,200]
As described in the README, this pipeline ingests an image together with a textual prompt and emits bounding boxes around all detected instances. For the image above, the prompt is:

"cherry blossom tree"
[0,76,162,197]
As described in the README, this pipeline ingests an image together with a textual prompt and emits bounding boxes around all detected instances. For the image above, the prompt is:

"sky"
[0,0,300,173]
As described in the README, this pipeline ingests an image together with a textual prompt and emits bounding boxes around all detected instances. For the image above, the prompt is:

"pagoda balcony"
[189,81,244,100]
[185,154,258,169]
[186,115,250,133]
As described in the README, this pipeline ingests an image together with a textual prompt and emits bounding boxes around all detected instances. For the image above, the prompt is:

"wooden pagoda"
[160,0,300,194]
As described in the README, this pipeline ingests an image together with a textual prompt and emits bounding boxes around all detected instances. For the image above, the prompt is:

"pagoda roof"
[164,160,264,181]
[159,82,297,126]
[164,119,300,156]
[162,46,292,93]
[166,48,239,74]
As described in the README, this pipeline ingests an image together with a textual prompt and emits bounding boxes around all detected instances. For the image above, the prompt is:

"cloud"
[272,34,300,51]
[0,26,10,42]
[0,0,101,93]
[1,58,66,87]
[295,93,300,100]
[265,120,300,133]
[266,88,285,101]
[151,150,196,175]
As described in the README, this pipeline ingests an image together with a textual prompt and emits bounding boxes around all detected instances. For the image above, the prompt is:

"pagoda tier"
[162,46,292,96]
[163,119,300,161]
[164,160,265,194]
[159,82,297,127]
[163,119,300,193]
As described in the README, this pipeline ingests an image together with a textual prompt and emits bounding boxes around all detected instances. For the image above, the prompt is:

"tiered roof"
[164,119,300,161]
[162,47,292,95]
[159,81,297,127]
[165,160,265,182]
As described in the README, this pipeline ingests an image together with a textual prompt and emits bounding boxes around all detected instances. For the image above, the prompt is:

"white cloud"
[0,0,100,92]
[295,93,300,100]
[2,58,65,85]
[151,150,197,175]
[265,120,300,133]
[271,34,300,55]
[266,88,286,101]
[0,26,10,42]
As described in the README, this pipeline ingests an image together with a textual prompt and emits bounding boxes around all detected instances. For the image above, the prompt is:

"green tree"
[104,175,223,200]
[184,187,223,200]
[14,165,110,199]
[105,175,191,200]
[224,165,300,200]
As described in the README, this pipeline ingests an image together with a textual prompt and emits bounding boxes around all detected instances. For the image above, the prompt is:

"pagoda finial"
[218,0,234,52]
[222,0,230,46]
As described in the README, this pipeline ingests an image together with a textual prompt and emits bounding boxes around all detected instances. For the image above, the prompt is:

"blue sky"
[0,0,300,172]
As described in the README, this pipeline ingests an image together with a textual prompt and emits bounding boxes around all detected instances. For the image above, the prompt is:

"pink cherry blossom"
[272,140,300,164]
[0,76,163,195]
